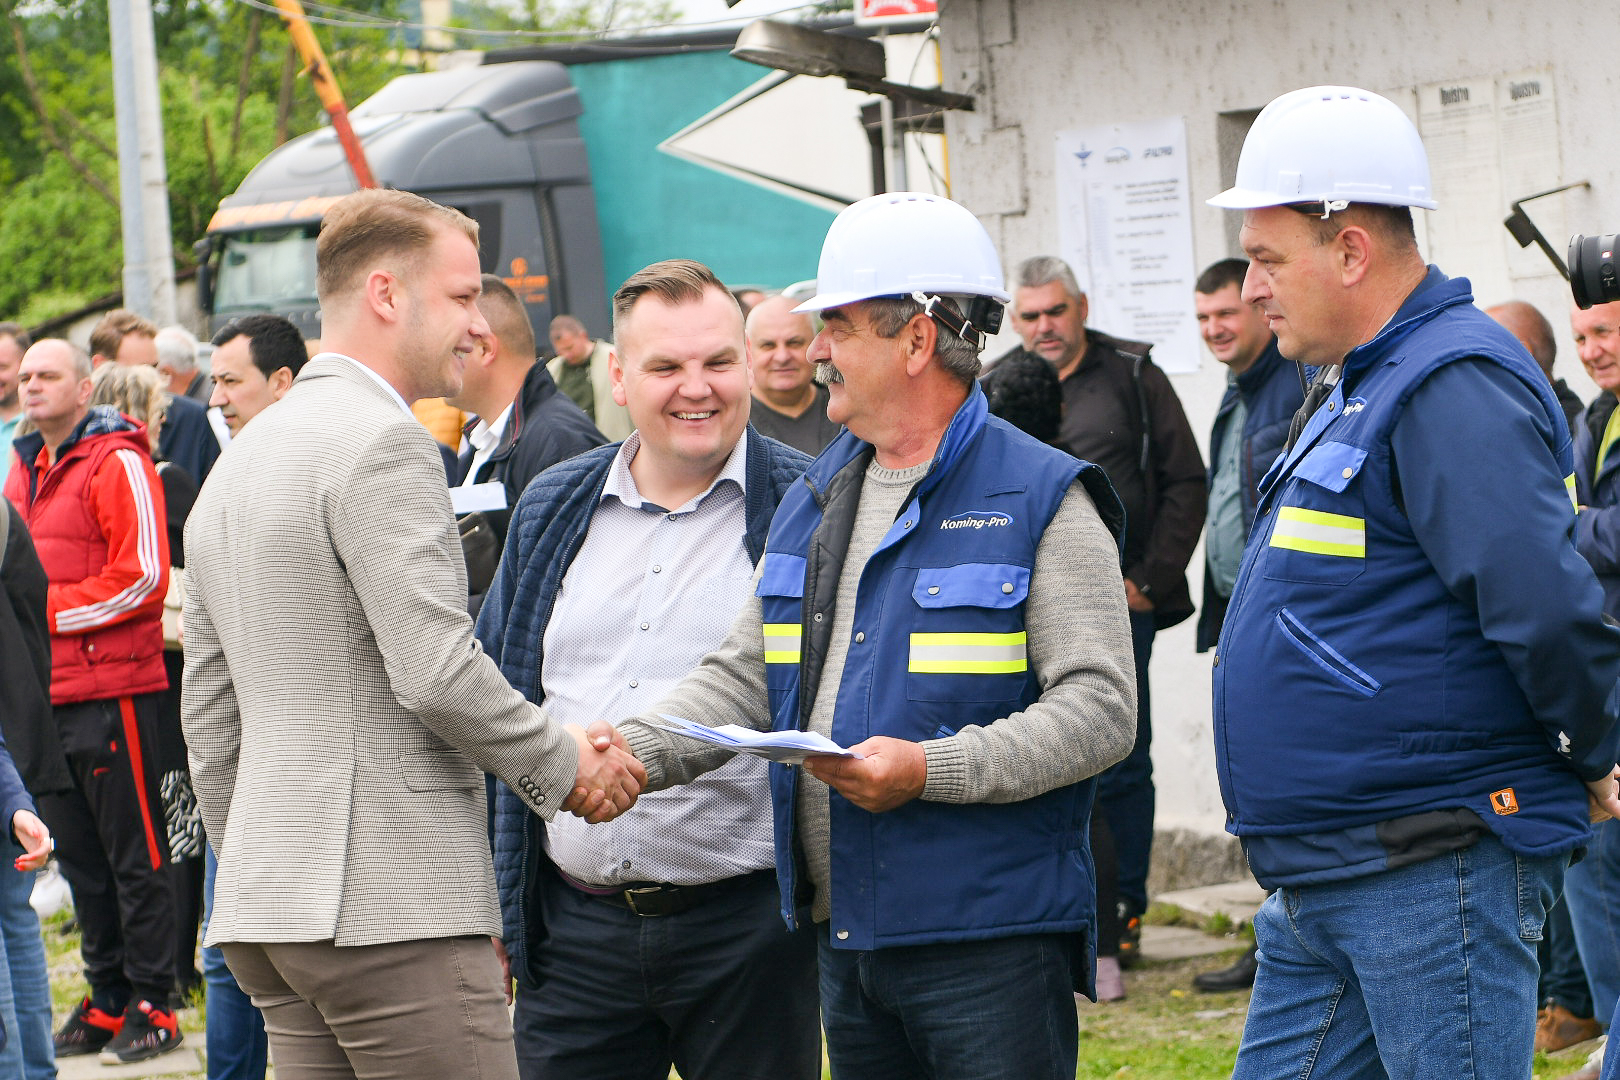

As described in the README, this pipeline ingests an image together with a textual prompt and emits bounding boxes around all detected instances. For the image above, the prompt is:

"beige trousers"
[221,937,518,1080]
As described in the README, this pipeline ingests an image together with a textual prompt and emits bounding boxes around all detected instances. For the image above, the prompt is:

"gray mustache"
[816,362,844,385]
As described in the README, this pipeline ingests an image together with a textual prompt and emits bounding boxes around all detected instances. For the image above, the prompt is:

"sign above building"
[855,0,938,24]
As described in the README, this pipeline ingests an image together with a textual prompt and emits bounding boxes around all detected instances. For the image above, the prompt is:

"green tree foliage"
[0,0,410,323]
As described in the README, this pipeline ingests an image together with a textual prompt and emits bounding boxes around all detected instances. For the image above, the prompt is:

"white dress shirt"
[542,432,774,886]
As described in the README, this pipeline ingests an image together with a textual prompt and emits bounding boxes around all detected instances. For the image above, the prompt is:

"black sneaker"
[99,999,183,1064]
[53,996,123,1056]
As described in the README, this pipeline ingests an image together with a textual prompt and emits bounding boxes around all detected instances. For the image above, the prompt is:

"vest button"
[814,613,824,622]
[652,565,662,573]
[629,680,638,689]
[1001,582,1014,594]
[854,632,865,644]
[928,586,940,595]
[836,929,850,940]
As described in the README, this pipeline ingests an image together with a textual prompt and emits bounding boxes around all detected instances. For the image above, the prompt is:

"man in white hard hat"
[602,192,1138,1078]
[1209,85,1620,1078]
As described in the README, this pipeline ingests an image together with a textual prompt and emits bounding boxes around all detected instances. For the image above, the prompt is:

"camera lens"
[1570,232,1620,310]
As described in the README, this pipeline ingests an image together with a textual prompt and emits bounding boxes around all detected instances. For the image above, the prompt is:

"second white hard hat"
[1208,85,1437,212]
[793,191,1011,314]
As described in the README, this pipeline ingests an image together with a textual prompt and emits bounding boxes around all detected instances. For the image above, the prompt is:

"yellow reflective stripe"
[1270,505,1365,558]
[910,632,1028,647]
[908,631,1028,674]
[1567,473,1579,510]
[762,622,801,665]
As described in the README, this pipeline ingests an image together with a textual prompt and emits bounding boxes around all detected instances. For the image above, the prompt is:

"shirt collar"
[601,430,749,513]
[466,402,514,456]
[316,352,414,416]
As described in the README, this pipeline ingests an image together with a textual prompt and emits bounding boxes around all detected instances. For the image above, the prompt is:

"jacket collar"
[802,383,987,500]
[12,405,141,472]
[482,362,564,468]
[1235,338,1291,396]
[1342,267,1473,384]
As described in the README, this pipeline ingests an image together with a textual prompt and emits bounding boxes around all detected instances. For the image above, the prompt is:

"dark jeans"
[1096,610,1156,914]
[514,864,818,1080]
[818,930,1078,1080]
[38,694,175,1008]
[1538,893,1594,1018]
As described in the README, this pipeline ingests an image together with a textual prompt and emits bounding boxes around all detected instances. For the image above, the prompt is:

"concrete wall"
[937,0,1620,877]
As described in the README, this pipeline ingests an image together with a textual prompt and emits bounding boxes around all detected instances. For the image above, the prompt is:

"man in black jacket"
[1003,254,1207,956]
[452,275,608,547]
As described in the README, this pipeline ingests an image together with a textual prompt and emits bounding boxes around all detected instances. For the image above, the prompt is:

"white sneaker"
[29,862,71,918]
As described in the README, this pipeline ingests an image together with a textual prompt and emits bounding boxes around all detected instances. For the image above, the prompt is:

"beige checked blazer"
[183,356,576,947]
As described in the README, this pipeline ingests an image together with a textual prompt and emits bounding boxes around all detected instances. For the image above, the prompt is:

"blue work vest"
[755,387,1124,951]
[1214,273,1588,881]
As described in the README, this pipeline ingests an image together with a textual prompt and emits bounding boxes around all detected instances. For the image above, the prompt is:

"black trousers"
[39,693,176,1007]
[515,863,819,1080]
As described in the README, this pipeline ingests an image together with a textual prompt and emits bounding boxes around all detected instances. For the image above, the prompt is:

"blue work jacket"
[1215,269,1620,887]
[1575,393,1620,617]
[755,386,1123,959]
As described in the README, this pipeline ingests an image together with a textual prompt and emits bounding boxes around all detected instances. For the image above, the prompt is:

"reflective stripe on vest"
[908,631,1028,674]
[1270,506,1365,558]
[763,623,802,665]
[1567,473,1579,510]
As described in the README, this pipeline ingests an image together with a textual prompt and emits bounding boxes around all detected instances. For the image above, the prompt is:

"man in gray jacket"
[182,188,644,1079]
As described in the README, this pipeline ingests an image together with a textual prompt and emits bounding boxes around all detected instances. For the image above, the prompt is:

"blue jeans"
[1095,611,1155,914]
[1565,817,1620,1029]
[0,866,54,1080]
[202,849,267,1080]
[1235,836,1562,1080]
[818,930,1078,1080]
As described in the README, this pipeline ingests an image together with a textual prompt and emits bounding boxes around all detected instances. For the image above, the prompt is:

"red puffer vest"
[4,411,169,704]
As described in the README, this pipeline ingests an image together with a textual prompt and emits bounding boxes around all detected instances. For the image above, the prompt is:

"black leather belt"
[572,869,773,917]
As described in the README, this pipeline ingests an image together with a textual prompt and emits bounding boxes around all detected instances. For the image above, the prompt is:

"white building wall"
[937,0,1620,867]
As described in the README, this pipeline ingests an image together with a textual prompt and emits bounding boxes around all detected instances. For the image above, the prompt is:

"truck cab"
[197,60,608,344]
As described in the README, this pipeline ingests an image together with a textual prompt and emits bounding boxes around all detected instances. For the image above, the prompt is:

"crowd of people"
[0,81,1618,1080]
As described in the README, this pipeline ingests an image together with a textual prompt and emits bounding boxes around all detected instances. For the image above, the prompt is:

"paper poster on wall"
[1418,76,1512,304]
[1054,116,1201,374]
[1495,71,1563,280]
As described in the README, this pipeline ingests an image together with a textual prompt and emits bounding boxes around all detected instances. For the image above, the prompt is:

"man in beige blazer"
[181,188,644,1080]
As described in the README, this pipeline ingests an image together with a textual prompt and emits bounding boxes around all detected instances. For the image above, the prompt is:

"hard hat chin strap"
[910,290,983,350]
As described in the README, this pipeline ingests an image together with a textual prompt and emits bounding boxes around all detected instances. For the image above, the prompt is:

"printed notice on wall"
[1417,71,1565,303]
[1418,77,1510,303]
[1054,117,1200,374]
[1494,71,1563,279]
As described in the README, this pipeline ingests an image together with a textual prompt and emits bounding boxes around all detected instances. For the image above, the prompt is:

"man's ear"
[365,269,403,323]
[268,366,295,401]
[1336,225,1375,288]
[904,312,940,378]
[608,348,628,408]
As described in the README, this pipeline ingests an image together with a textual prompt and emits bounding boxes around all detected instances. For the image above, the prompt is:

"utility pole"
[108,0,177,325]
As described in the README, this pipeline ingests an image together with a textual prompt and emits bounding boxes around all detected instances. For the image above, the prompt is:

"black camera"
[1570,232,1620,309]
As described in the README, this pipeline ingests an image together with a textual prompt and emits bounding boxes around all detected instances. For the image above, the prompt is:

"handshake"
[560,721,647,824]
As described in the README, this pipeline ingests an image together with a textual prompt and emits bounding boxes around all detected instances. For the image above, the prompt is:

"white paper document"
[650,714,862,766]
[450,482,509,515]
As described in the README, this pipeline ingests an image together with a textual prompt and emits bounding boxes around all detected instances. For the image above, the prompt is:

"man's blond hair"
[316,189,480,305]
[89,309,157,362]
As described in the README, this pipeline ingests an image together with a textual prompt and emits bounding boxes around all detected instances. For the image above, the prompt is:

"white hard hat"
[793,192,1011,314]
[1208,86,1437,212]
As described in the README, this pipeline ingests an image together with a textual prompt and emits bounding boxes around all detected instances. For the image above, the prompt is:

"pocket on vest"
[906,564,1031,703]
[1274,607,1382,697]
[1264,442,1368,586]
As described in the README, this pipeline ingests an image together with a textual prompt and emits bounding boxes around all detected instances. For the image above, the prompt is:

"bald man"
[744,295,840,455]
[1488,300,1584,431]
[451,275,605,550]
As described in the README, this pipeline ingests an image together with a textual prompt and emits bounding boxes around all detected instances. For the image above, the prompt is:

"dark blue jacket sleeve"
[1392,360,1620,782]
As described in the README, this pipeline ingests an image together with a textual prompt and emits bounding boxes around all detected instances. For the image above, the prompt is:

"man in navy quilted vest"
[608,192,1139,1080]
[1207,85,1620,1080]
